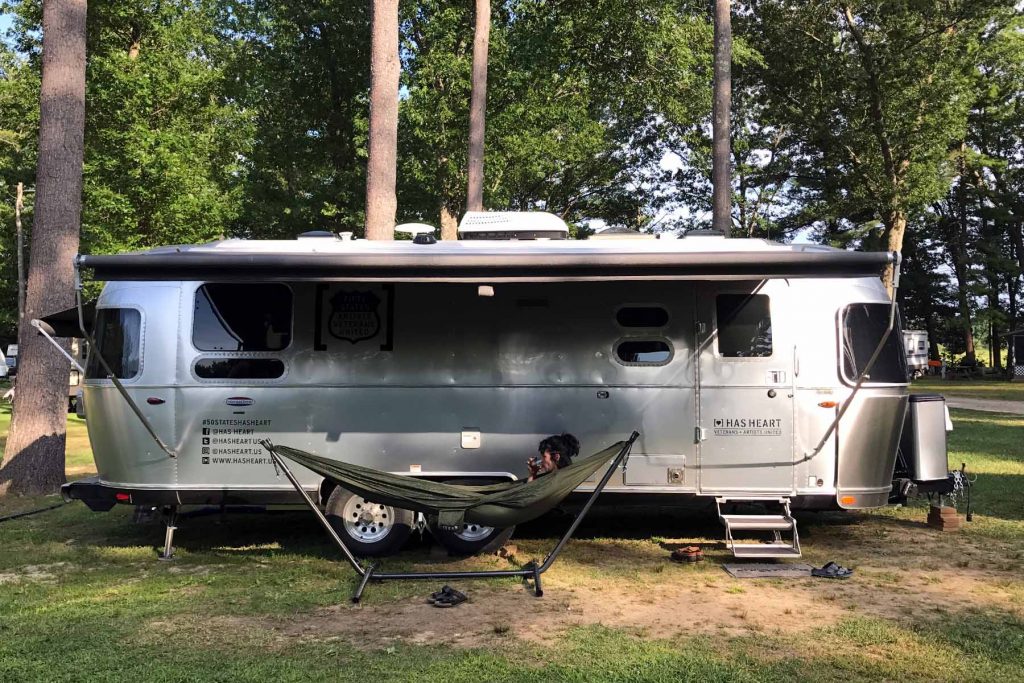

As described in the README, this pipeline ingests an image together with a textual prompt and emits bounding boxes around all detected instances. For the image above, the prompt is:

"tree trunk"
[1,0,87,496]
[882,207,906,296]
[711,0,731,236]
[465,0,490,213]
[364,0,399,241]
[440,203,458,241]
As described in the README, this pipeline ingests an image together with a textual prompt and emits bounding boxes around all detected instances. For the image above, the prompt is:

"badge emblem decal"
[328,290,381,343]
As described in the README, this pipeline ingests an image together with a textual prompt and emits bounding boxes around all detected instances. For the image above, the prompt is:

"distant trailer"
[903,330,929,378]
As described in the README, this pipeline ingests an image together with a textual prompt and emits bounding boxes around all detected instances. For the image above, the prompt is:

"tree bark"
[1,0,87,496]
[440,203,458,241]
[711,0,731,236]
[883,207,906,296]
[364,0,399,241]
[465,0,490,213]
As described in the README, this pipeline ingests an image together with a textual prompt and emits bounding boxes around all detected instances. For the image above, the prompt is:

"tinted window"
[616,339,672,365]
[843,304,907,383]
[716,294,772,357]
[86,309,141,379]
[617,307,669,328]
[193,284,292,351]
[195,358,285,380]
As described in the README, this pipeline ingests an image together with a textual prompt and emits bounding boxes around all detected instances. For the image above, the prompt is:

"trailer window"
[616,307,669,328]
[615,339,672,365]
[193,284,292,351]
[842,304,907,383]
[716,294,772,357]
[85,308,141,379]
[194,358,285,380]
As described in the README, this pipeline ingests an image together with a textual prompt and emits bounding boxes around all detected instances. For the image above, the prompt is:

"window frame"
[85,305,145,382]
[191,282,295,353]
[613,336,674,367]
[190,354,289,383]
[838,303,908,387]
[712,292,774,360]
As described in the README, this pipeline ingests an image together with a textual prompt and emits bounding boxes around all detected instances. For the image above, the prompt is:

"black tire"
[324,485,414,557]
[424,478,515,555]
[427,518,515,556]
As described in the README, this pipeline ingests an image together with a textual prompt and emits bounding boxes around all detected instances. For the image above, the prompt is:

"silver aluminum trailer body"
[65,235,908,543]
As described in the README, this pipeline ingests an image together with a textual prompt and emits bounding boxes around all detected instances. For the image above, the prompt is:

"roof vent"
[297,230,337,240]
[458,211,569,240]
[683,229,726,238]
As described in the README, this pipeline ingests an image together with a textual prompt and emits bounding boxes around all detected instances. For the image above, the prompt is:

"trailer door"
[696,282,795,494]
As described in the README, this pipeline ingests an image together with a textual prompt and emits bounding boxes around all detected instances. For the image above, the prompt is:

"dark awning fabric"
[39,301,95,337]
[78,248,896,283]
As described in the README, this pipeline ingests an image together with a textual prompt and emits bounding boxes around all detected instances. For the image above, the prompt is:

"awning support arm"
[800,252,902,463]
[74,260,176,459]
[29,319,85,373]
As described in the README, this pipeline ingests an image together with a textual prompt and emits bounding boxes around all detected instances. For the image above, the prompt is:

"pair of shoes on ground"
[670,545,704,563]
[427,585,467,607]
[811,561,853,579]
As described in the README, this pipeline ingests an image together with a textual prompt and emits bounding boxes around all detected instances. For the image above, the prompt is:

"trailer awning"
[38,301,95,337]
[78,245,896,283]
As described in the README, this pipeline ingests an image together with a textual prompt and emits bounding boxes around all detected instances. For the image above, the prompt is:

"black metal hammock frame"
[262,431,639,603]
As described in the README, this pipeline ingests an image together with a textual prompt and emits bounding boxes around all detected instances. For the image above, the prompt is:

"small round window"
[616,307,669,328]
[615,339,672,366]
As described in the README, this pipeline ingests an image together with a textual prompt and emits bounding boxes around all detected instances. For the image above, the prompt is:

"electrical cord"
[0,501,67,524]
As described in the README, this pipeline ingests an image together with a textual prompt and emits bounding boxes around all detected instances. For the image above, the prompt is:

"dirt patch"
[192,561,1022,651]
[0,561,72,585]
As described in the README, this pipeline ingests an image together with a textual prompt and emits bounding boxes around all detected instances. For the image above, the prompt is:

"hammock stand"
[265,431,640,603]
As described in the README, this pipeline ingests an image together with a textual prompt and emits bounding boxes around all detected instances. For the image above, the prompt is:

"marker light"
[839,495,856,506]
[818,401,839,408]
[115,492,131,502]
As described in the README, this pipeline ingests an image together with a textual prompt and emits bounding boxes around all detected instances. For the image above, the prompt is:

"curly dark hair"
[537,433,580,469]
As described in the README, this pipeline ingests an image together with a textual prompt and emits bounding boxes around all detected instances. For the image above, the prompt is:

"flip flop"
[811,561,853,579]
[670,546,704,563]
[433,587,467,607]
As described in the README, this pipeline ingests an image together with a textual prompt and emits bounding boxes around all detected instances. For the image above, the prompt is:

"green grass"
[0,407,1022,681]
[912,378,1024,403]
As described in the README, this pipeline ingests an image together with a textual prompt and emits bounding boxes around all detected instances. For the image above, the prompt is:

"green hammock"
[262,440,628,529]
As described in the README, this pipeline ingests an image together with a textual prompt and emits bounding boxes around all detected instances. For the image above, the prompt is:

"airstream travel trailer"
[51,213,936,559]
[903,329,929,378]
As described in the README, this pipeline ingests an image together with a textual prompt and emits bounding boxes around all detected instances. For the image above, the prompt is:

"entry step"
[715,497,801,559]
[718,514,793,531]
[731,544,803,559]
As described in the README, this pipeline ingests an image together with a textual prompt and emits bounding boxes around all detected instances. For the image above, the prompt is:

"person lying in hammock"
[527,433,580,482]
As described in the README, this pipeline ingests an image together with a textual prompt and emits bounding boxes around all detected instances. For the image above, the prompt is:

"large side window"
[193,284,292,351]
[842,304,907,383]
[86,308,141,379]
[716,294,772,357]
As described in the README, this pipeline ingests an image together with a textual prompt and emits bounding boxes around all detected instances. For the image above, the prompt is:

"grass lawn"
[0,407,1022,681]
[912,377,1024,402]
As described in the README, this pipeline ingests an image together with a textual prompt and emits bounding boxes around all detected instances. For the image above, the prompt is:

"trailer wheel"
[324,486,414,557]
[427,518,515,556]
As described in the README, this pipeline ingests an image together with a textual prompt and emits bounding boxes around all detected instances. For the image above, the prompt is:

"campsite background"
[2,0,1024,369]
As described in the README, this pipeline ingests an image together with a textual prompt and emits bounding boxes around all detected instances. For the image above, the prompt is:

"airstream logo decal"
[713,418,783,437]
[328,290,381,343]
[225,397,255,407]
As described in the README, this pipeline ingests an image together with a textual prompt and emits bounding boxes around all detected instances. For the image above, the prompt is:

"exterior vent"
[458,211,569,240]
[297,231,337,240]
[684,229,726,238]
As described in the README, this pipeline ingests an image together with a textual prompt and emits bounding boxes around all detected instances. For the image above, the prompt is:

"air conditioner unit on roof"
[458,211,569,240]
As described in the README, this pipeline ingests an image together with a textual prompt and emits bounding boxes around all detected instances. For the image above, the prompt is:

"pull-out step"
[716,497,801,558]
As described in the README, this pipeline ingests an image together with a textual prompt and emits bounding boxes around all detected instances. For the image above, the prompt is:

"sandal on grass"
[432,587,467,608]
[811,561,853,579]
[670,546,704,563]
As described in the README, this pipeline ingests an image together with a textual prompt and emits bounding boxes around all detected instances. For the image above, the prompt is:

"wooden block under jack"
[928,505,963,531]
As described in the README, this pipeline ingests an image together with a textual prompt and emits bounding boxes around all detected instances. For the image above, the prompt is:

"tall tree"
[1,0,86,495]
[464,0,489,219]
[365,0,399,240]
[711,0,731,235]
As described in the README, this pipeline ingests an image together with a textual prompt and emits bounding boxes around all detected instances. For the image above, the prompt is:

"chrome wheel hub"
[454,522,494,542]
[342,496,394,543]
